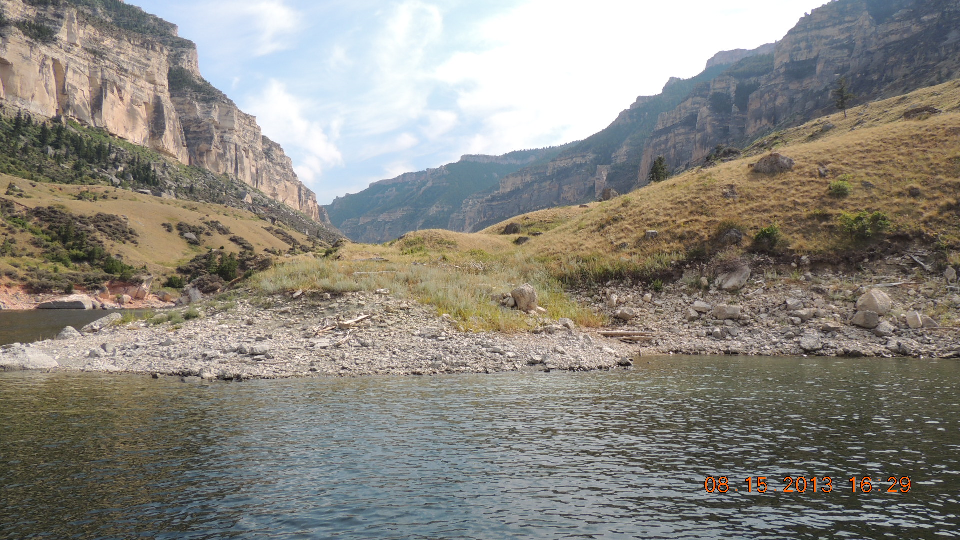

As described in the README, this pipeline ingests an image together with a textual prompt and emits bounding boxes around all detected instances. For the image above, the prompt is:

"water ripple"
[1,357,959,539]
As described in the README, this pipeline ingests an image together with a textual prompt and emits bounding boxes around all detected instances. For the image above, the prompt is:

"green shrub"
[828,180,851,198]
[752,223,782,252]
[183,307,200,320]
[838,211,891,240]
[163,275,185,289]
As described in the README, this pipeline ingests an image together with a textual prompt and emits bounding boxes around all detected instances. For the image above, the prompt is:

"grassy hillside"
[0,178,315,292]
[495,79,960,280]
[251,79,960,331]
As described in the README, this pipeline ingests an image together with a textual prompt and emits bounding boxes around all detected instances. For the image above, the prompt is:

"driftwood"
[598,330,655,338]
[908,255,932,272]
[338,314,371,329]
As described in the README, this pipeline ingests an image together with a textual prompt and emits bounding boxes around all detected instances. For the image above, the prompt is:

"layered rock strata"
[0,0,325,222]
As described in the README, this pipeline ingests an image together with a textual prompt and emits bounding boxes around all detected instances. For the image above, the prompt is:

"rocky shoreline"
[0,291,635,379]
[1,258,958,380]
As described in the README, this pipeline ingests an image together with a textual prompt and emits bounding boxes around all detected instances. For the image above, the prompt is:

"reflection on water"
[1,357,959,539]
[0,309,153,346]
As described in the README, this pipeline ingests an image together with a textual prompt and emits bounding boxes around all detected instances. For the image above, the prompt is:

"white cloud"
[358,132,420,161]
[420,110,458,140]
[201,0,302,57]
[435,0,827,155]
[244,80,344,184]
[347,1,445,136]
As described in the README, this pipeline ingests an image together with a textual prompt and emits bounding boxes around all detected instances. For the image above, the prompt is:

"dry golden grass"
[0,179,310,277]
[253,80,960,330]
[512,79,960,267]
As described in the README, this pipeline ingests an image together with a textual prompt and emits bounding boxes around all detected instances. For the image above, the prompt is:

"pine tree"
[648,155,669,183]
[833,77,855,118]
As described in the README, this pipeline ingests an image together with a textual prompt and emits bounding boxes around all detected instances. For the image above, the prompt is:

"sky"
[130,0,829,204]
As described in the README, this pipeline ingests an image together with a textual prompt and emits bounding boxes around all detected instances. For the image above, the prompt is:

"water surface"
[1,356,958,539]
[0,309,152,345]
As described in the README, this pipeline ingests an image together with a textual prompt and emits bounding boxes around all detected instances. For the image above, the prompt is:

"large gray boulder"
[851,310,880,329]
[56,326,82,340]
[945,266,957,284]
[856,289,892,316]
[80,313,123,334]
[0,345,59,371]
[511,284,538,312]
[906,311,939,329]
[713,305,741,320]
[799,333,822,352]
[717,265,751,291]
[752,153,795,174]
[36,295,93,310]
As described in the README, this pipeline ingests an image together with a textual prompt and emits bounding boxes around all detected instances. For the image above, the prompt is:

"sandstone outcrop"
[0,0,324,222]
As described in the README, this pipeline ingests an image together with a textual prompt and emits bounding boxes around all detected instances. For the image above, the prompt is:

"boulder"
[558,318,576,330]
[718,229,744,246]
[182,232,199,243]
[178,286,204,305]
[685,308,700,321]
[118,294,133,305]
[599,187,619,201]
[856,289,892,316]
[906,311,939,329]
[0,345,59,371]
[36,295,93,310]
[752,153,795,174]
[717,265,751,291]
[614,308,637,321]
[511,283,538,312]
[821,321,843,333]
[692,301,712,313]
[133,276,154,300]
[713,305,741,320]
[645,230,659,240]
[872,321,896,338]
[791,308,818,322]
[799,333,822,352]
[851,310,880,329]
[56,326,82,340]
[502,223,521,235]
[945,266,957,284]
[785,298,804,311]
[80,313,123,334]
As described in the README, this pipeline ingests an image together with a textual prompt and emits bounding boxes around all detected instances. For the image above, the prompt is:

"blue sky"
[130,0,828,204]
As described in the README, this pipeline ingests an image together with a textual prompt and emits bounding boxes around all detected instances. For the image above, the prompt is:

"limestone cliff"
[641,0,960,177]
[0,0,327,223]
[327,148,568,243]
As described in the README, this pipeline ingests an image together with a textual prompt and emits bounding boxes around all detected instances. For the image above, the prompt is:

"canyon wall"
[0,0,326,223]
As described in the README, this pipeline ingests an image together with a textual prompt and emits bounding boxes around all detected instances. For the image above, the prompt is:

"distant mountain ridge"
[326,146,571,243]
[331,0,960,237]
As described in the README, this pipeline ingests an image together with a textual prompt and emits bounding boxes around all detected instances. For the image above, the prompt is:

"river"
[0,309,154,346]
[1,356,958,539]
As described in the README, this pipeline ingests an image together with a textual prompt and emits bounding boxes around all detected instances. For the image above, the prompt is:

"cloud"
[200,0,302,58]
[358,132,421,161]
[244,80,344,184]
[435,0,826,155]
[347,1,445,136]
[420,110,458,140]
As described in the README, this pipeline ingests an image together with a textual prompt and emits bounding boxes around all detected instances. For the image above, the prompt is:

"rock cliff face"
[0,0,326,223]
[454,0,960,233]
[641,0,960,176]
[449,59,739,232]
[327,148,567,243]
